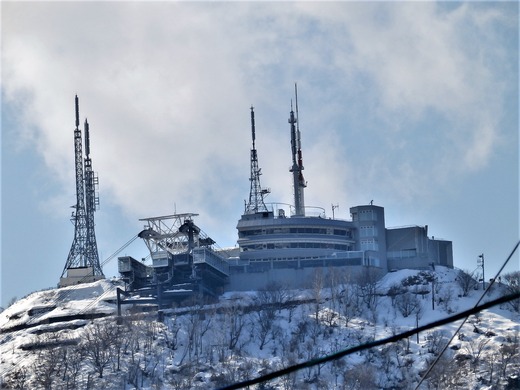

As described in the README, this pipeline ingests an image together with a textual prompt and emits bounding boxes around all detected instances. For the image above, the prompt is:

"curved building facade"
[226,90,452,291]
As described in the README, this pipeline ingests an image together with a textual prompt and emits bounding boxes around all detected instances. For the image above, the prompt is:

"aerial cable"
[99,234,139,269]
[0,234,139,379]
[20,234,139,330]
[67,234,141,317]
[217,291,520,390]
[414,239,520,390]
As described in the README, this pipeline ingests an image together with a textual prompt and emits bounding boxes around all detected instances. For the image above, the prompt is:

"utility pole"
[430,262,435,310]
[478,253,485,290]
[431,278,435,310]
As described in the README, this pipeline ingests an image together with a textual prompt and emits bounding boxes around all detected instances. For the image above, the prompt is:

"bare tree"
[343,363,378,389]
[278,346,299,390]
[126,359,141,389]
[61,346,86,389]
[178,308,207,365]
[424,351,458,389]
[502,271,520,312]
[124,319,142,366]
[4,366,29,389]
[356,267,380,310]
[380,343,403,386]
[497,333,519,379]
[30,334,69,389]
[225,302,248,352]
[387,282,405,308]
[163,315,181,355]
[325,268,341,322]
[291,317,309,352]
[284,288,298,323]
[463,336,490,371]
[208,333,226,366]
[395,292,421,318]
[310,268,324,322]
[214,357,255,388]
[82,320,118,378]
[414,297,424,345]
[107,320,129,373]
[33,349,65,389]
[425,330,450,356]
[252,307,276,351]
[436,284,455,313]
[259,281,290,312]
[301,339,326,383]
[456,269,478,297]
[338,272,362,326]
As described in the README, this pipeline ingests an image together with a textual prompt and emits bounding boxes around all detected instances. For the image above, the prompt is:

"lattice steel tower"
[61,95,103,280]
[83,119,102,275]
[245,106,270,214]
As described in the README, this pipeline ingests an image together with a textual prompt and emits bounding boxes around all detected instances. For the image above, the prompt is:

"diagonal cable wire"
[414,239,520,389]
[219,239,520,390]
[15,234,139,331]
[0,234,138,379]
[218,292,520,390]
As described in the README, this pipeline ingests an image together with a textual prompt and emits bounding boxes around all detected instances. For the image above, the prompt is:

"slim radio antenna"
[289,83,306,216]
[245,106,269,214]
[295,83,300,150]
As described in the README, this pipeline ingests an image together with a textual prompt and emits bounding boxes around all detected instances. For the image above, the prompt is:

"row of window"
[239,227,353,238]
[229,257,364,274]
[351,209,379,222]
[242,242,351,251]
[360,239,379,251]
[359,225,377,237]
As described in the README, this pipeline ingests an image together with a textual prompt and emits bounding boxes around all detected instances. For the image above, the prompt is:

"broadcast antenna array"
[289,83,307,216]
[60,96,103,284]
[245,106,270,214]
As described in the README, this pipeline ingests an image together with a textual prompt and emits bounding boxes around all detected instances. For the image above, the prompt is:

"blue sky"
[1,1,518,306]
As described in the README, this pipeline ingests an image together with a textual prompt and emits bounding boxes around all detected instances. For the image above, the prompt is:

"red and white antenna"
[289,83,307,216]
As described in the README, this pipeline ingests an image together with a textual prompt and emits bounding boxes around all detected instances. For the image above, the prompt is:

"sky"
[1,1,518,307]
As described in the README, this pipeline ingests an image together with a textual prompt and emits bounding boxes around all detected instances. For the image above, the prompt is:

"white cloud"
[2,1,515,246]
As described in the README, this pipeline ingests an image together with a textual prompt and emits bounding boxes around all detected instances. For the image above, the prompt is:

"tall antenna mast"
[289,83,306,216]
[62,96,88,276]
[83,119,102,276]
[61,96,104,282]
[245,106,270,214]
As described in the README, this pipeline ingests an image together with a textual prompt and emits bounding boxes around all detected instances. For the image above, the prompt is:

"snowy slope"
[0,279,119,330]
[0,267,518,389]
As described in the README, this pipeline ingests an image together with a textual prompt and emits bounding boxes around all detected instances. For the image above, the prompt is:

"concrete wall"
[350,205,388,270]
[386,226,453,270]
[387,257,431,271]
[429,239,453,268]
[225,265,381,292]
[59,267,104,287]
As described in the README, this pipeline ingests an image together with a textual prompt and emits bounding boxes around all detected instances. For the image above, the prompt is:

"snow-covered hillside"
[0,267,518,389]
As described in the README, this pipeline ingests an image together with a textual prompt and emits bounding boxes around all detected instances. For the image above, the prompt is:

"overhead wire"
[0,234,139,379]
[414,239,520,389]
[218,292,520,390]
[2,238,518,386]
[219,239,520,390]
[22,234,139,328]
